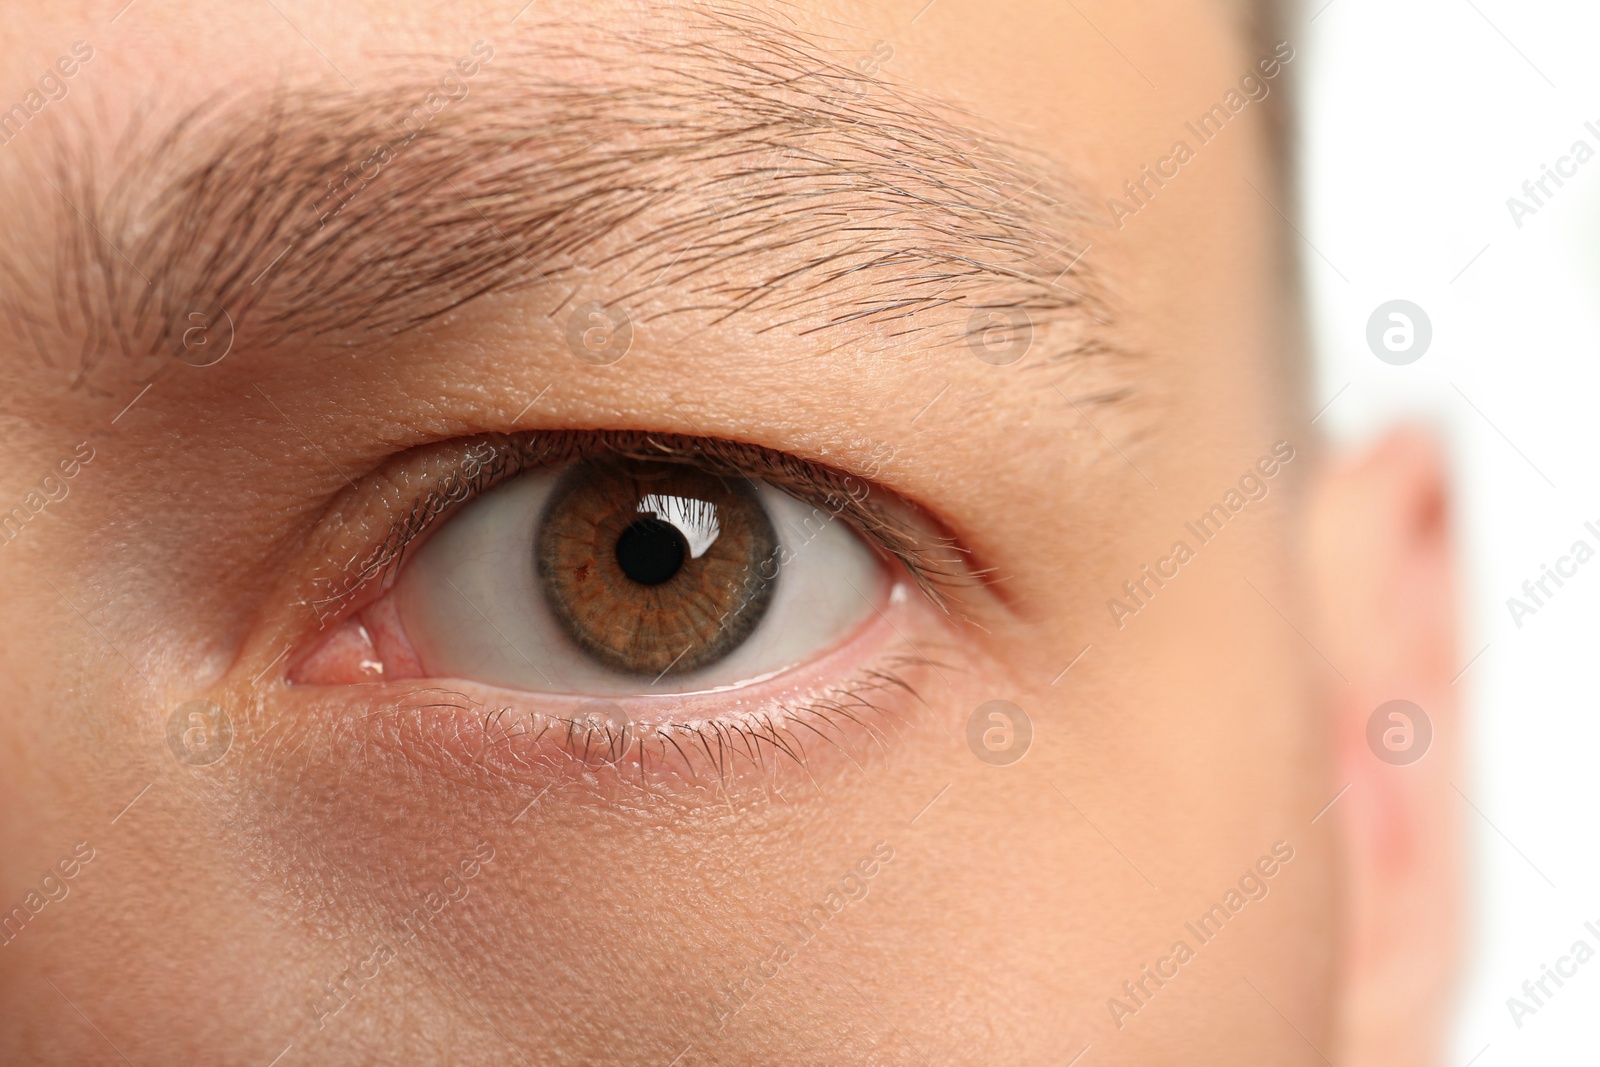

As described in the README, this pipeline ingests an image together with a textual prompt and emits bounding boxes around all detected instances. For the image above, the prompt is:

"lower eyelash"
[382,651,943,800]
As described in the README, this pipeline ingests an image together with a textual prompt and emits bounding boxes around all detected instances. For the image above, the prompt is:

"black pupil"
[614,517,687,586]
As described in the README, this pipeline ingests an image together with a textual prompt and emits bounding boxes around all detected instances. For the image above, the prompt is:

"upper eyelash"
[306,429,976,629]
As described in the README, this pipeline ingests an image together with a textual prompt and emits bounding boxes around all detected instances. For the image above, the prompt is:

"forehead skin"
[0,1,1335,1065]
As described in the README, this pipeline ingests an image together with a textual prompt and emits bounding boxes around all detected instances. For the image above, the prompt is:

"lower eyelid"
[269,580,950,805]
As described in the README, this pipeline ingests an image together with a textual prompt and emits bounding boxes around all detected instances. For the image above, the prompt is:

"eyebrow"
[5,7,1113,378]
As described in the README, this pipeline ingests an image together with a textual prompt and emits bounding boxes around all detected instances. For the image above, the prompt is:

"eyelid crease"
[306,429,980,633]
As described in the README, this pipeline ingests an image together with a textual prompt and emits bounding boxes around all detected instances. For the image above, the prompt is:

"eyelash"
[303,429,972,632]
[288,429,969,791]
[388,651,943,796]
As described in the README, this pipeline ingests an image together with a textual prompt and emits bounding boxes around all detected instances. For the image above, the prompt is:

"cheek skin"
[196,618,1002,1063]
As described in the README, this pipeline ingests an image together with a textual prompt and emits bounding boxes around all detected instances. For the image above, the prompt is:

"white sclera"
[392,467,886,695]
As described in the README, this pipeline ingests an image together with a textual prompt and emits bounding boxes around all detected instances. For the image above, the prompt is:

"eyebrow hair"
[4,6,1116,381]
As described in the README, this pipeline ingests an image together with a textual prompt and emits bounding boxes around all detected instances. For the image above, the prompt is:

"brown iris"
[536,458,778,677]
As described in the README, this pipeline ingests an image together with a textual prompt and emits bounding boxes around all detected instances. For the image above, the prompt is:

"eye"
[535,459,783,678]
[297,451,889,695]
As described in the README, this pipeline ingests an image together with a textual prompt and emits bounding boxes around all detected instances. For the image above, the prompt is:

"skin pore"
[0,2,1460,1064]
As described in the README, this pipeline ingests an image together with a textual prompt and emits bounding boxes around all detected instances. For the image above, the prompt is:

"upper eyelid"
[599,433,975,610]
[310,430,975,628]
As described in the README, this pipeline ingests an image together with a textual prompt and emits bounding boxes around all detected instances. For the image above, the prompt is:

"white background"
[1301,0,1600,1061]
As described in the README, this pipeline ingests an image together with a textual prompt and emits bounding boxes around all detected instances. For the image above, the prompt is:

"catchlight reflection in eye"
[390,457,886,695]
[634,493,720,560]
